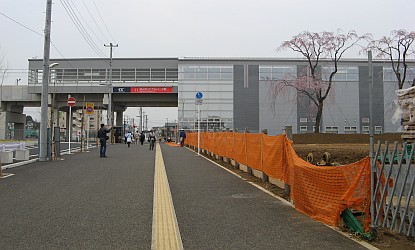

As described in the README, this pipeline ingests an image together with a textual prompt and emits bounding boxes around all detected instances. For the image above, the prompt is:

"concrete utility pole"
[139,107,143,132]
[104,43,118,127]
[39,0,53,162]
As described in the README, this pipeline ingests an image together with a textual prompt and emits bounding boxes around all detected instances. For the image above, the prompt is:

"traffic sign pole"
[69,106,72,154]
[67,97,75,154]
[196,92,203,156]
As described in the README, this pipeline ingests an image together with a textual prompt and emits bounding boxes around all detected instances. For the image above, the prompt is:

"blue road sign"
[196,92,203,99]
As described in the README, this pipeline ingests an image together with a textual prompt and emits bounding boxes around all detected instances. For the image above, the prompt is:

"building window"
[300,118,308,123]
[362,118,369,123]
[325,126,339,134]
[322,66,358,81]
[344,126,357,134]
[259,65,296,81]
[300,126,308,133]
[375,126,383,134]
[362,126,369,134]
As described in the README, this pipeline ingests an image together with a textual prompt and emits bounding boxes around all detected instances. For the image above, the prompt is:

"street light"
[16,78,21,85]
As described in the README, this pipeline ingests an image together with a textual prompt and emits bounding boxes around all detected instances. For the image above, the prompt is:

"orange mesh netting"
[185,132,372,229]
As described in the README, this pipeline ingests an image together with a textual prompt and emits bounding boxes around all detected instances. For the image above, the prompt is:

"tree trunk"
[314,100,324,133]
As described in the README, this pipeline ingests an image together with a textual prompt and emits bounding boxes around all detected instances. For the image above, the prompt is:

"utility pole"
[104,43,118,128]
[144,114,148,131]
[139,107,143,132]
[39,0,53,161]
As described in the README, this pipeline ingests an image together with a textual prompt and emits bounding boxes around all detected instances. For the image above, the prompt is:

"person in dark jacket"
[139,132,145,145]
[179,129,186,147]
[97,123,110,157]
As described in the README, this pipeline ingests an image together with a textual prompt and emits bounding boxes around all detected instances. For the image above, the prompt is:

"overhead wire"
[69,0,105,46]
[92,0,117,44]
[60,0,107,59]
[0,10,78,69]
[81,0,110,43]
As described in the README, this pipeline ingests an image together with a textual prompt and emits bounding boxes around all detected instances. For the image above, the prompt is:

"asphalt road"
[0,142,371,249]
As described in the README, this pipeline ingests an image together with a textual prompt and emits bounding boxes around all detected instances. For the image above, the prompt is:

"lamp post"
[16,78,21,85]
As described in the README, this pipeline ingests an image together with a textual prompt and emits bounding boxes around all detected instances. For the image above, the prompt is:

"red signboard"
[130,87,173,93]
[67,97,76,107]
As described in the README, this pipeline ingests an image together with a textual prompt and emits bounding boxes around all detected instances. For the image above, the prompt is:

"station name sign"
[113,87,173,93]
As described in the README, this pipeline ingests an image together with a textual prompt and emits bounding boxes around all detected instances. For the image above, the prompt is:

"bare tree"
[368,29,415,89]
[272,30,369,133]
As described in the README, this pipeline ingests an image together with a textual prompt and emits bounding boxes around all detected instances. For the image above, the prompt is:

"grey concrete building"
[1,57,414,140]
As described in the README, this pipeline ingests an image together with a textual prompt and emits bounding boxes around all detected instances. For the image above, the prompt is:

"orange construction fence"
[186,132,371,230]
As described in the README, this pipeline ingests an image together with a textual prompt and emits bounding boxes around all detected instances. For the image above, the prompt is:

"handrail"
[0,142,25,152]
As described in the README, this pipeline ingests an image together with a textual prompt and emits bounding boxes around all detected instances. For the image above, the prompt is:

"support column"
[0,111,8,140]
[116,111,123,127]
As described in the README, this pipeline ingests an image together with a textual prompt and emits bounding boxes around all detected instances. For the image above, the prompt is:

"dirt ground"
[197,132,415,249]
[292,133,405,165]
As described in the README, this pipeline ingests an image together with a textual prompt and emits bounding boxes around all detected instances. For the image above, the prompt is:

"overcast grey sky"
[1,0,414,127]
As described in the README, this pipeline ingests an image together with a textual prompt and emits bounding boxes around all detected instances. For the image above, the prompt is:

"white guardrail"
[0,142,25,152]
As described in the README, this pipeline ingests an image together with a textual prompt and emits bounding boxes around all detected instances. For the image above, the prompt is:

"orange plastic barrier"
[185,132,372,229]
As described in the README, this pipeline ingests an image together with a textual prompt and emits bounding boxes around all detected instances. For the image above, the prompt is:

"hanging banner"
[112,87,173,93]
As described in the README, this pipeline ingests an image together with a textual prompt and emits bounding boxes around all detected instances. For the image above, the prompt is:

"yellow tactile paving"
[151,143,183,250]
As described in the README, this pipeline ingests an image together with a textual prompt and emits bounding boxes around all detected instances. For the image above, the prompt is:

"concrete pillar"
[0,111,7,140]
[284,125,293,141]
[14,123,25,140]
[116,111,123,127]
[0,111,26,140]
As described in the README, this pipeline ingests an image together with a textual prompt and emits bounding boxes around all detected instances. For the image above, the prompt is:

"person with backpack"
[97,123,110,157]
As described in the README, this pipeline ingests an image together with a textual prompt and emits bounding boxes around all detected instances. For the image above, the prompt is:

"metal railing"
[372,141,415,237]
[0,142,26,152]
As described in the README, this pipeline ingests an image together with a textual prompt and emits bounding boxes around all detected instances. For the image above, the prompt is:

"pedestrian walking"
[149,130,156,150]
[97,123,110,157]
[179,129,186,147]
[134,131,140,144]
[125,131,133,148]
[140,132,145,145]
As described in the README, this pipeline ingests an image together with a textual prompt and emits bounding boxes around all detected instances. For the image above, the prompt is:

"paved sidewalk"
[0,142,373,249]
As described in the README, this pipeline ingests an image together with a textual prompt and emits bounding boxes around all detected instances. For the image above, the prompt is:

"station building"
[28,57,415,135]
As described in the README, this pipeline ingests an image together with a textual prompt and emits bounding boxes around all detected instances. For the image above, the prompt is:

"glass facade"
[178,64,233,131]
[259,65,296,81]
[322,66,358,81]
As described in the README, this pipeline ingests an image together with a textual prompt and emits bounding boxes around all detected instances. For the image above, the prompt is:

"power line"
[92,0,117,43]
[0,9,86,69]
[60,0,107,58]
[81,0,110,43]
[69,0,105,46]
[0,11,43,36]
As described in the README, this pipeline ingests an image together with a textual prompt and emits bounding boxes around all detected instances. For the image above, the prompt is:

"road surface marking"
[151,143,183,250]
